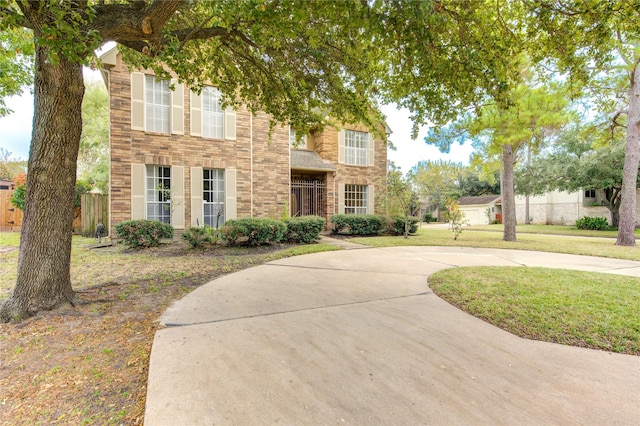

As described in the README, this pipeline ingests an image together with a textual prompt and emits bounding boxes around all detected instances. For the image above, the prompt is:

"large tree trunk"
[502,144,517,241]
[0,45,84,322]
[616,65,640,246]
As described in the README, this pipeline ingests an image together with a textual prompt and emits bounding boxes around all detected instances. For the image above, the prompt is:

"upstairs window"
[289,127,307,149]
[344,130,369,166]
[145,76,170,134]
[202,86,224,139]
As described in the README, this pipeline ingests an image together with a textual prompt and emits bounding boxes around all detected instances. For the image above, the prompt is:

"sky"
[0,72,475,173]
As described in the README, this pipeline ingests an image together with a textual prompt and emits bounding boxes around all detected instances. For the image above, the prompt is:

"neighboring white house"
[458,195,502,225]
[515,189,613,225]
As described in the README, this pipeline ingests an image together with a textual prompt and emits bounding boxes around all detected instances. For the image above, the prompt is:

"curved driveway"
[145,246,640,425]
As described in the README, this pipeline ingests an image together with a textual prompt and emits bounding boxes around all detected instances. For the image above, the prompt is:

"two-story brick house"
[100,47,387,233]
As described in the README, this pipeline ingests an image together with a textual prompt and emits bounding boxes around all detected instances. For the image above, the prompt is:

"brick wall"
[311,123,387,216]
[107,54,290,232]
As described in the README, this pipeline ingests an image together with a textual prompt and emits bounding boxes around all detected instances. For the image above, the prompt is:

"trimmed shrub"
[575,216,610,231]
[330,214,384,236]
[221,218,286,246]
[423,212,437,223]
[115,220,174,248]
[285,216,326,243]
[388,216,420,236]
[182,226,218,248]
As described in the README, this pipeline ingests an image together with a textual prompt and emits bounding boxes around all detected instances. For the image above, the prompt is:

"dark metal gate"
[291,178,326,217]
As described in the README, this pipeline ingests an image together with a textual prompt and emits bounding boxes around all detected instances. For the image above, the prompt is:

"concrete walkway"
[145,245,640,425]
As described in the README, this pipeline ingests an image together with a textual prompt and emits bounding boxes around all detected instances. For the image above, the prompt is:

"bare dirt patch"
[0,240,309,425]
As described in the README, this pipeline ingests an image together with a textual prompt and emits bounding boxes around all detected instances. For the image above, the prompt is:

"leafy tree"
[524,0,640,245]
[0,147,26,180]
[443,198,466,240]
[426,75,573,241]
[0,1,537,322]
[78,80,108,193]
[0,1,386,322]
[516,124,630,227]
[0,27,32,116]
[409,160,464,213]
[385,163,418,238]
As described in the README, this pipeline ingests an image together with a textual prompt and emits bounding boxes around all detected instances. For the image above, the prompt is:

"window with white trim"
[145,75,170,133]
[203,168,225,228]
[344,184,368,214]
[202,86,224,139]
[344,130,368,166]
[146,165,171,224]
[289,127,307,149]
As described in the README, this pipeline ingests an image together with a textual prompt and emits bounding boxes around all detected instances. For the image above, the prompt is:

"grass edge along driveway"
[351,227,640,355]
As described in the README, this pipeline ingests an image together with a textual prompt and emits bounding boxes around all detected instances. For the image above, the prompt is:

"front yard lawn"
[429,266,640,355]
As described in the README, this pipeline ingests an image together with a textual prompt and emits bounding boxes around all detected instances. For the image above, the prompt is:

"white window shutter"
[190,90,202,137]
[368,133,375,167]
[224,107,236,140]
[338,129,345,164]
[172,166,185,229]
[171,80,184,135]
[225,169,237,220]
[338,183,345,214]
[190,167,203,226]
[131,163,146,219]
[130,72,145,131]
[367,184,375,214]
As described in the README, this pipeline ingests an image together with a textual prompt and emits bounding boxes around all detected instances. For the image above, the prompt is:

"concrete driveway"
[144,246,640,425]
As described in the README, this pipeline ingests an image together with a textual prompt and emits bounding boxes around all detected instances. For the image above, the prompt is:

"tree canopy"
[0,0,527,322]
[524,0,640,244]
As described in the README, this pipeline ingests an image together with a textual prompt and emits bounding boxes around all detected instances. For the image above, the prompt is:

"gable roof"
[290,149,336,172]
[457,195,501,206]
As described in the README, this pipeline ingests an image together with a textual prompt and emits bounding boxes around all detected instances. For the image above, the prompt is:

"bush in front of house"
[423,212,437,223]
[221,218,286,246]
[115,220,174,248]
[181,226,220,248]
[330,214,384,236]
[387,216,420,236]
[285,216,326,243]
[575,216,610,231]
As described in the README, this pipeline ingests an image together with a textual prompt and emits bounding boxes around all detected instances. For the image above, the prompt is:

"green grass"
[352,227,640,261]
[429,267,640,355]
[0,232,21,247]
[466,223,638,238]
[0,233,339,300]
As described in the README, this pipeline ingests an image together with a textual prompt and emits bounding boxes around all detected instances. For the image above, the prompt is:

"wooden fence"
[0,190,108,236]
[0,189,23,231]
[80,193,109,237]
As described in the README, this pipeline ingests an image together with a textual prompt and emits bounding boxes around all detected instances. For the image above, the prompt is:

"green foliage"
[78,80,109,194]
[74,179,92,208]
[0,28,33,116]
[575,216,610,231]
[0,148,27,180]
[443,199,467,240]
[9,184,25,211]
[284,216,325,244]
[221,218,286,246]
[181,226,220,249]
[423,212,437,223]
[387,216,419,236]
[10,179,90,211]
[114,220,174,249]
[330,214,384,236]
